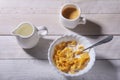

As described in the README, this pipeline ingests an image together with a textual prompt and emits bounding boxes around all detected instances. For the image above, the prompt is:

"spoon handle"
[83,35,113,51]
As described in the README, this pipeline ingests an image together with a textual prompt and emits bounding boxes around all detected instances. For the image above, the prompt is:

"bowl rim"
[48,34,96,77]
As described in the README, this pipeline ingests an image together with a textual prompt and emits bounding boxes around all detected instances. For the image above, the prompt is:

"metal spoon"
[83,35,113,51]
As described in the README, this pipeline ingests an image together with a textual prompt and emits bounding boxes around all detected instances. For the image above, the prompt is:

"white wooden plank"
[86,36,120,59]
[0,0,119,14]
[77,0,120,14]
[0,36,58,59]
[0,60,119,80]
[0,14,120,35]
[0,36,120,59]
[0,60,66,80]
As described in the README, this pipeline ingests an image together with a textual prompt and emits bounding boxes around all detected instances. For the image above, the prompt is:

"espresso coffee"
[62,7,79,20]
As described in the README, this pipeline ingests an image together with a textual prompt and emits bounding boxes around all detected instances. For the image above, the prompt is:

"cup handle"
[79,16,86,24]
[37,26,48,36]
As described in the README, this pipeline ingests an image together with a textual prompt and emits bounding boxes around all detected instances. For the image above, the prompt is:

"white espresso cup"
[59,3,86,29]
[12,22,48,49]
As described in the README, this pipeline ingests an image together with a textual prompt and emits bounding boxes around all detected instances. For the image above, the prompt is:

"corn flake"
[53,40,90,74]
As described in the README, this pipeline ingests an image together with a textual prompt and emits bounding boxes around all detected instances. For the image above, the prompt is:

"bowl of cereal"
[48,34,95,76]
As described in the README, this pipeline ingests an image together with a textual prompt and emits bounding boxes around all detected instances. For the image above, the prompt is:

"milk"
[14,23,33,36]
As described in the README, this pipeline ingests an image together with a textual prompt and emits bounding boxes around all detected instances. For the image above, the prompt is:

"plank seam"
[0,58,119,60]
[1,34,120,36]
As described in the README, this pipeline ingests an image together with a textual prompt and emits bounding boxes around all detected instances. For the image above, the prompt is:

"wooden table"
[0,0,120,80]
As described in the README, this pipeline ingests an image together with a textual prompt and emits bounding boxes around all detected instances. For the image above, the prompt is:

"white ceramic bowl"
[48,34,95,77]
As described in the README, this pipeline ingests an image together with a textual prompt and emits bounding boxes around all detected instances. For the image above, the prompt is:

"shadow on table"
[68,20,102,39]
[23,38,53,60]
[64,56,117,80]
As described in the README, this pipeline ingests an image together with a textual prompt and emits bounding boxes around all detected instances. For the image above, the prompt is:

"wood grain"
[0,59,119,80]
[0,0,120,14]
[0,14,120,35]
[0,0,120,35]
[0,0,120,79]
[0,36,119,59]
